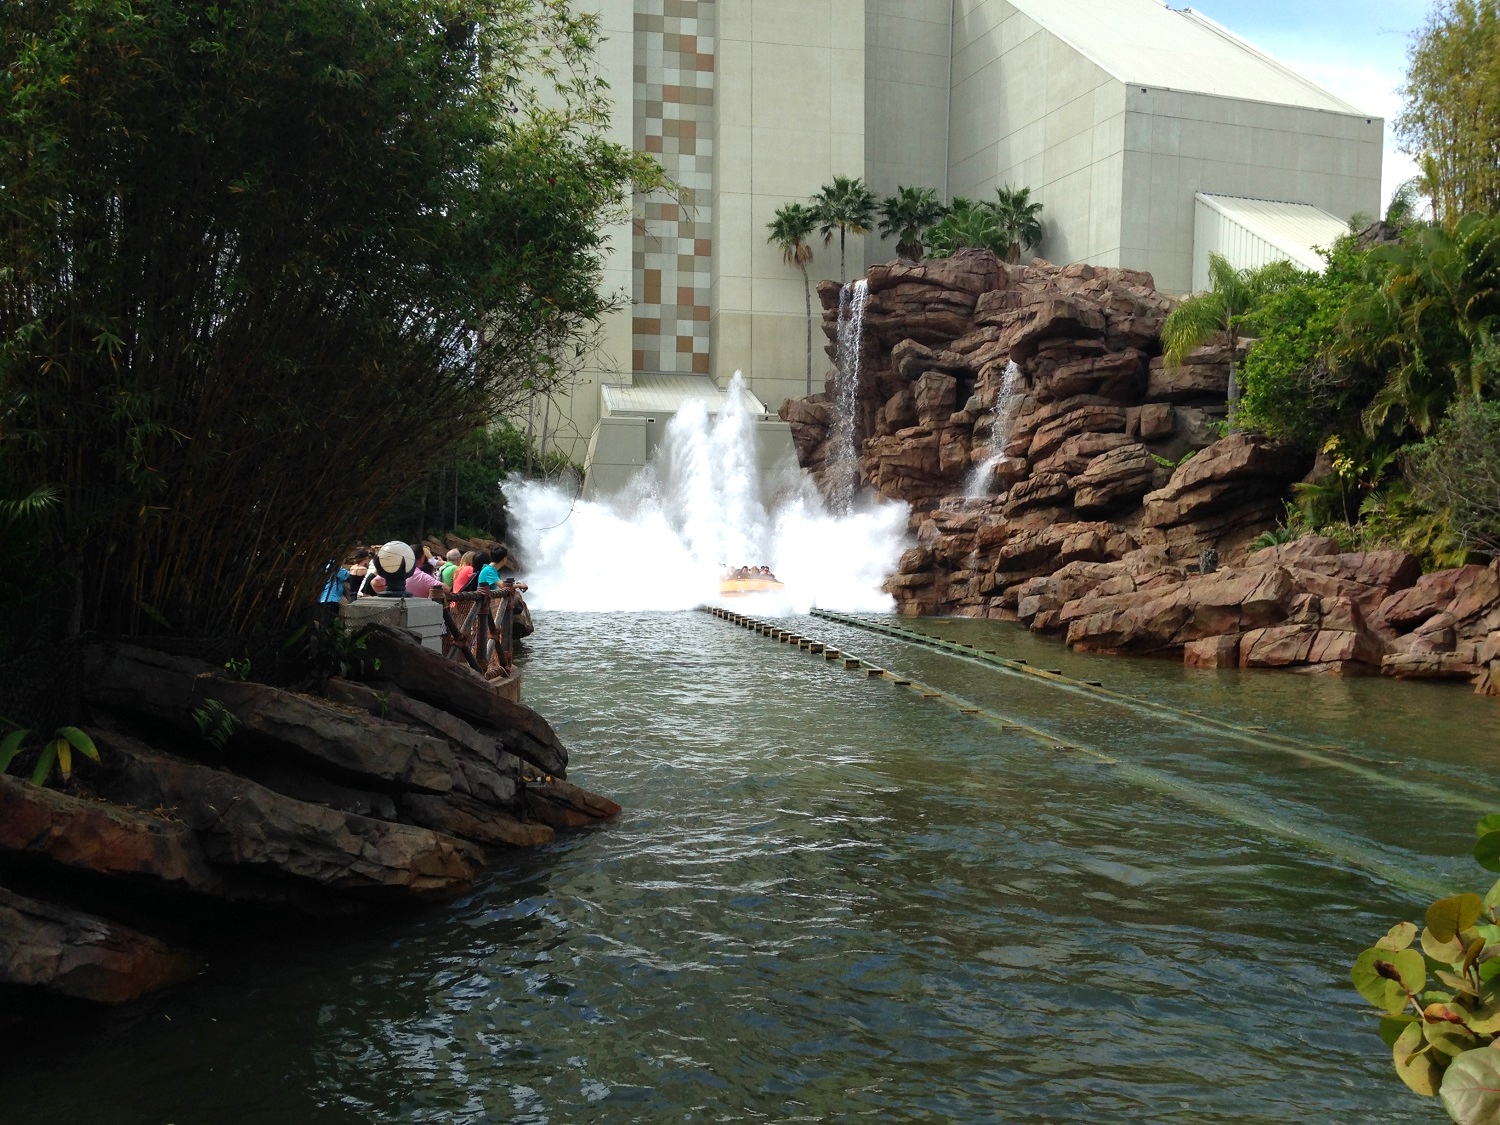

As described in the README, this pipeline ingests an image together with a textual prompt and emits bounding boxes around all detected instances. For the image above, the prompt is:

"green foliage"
[1162,254,1307,417]
[922,187,1045,263]
[809,176,877,280]
[1352,816,1500,1123]
[1404,392,1500,558]
[1341,213,1500,436]
[0,723,99,786]
[1238,238,1377,447]
[190,700,239,754]
[1397,0,1500,225]
[925,202,1008,258]
[223,656,252,683]
[989,185,1045,264]
[877,186,946,261]
[767,202,819,395]
[0,0,660,643]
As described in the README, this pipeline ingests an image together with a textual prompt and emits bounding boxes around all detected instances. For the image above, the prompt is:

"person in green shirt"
[439,548,460,589]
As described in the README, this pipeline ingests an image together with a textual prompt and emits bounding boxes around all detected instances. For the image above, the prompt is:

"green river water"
[4,609,1499,1123]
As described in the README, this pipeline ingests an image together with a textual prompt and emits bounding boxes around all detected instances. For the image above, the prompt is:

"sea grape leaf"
[1426,1020,1481,1058]
[1394,1021,1443,1097]
[1478,815,1500,838]
[1463,998,1500,1036]
[1440,1048,1500,1124]
[1477,833,1500,874]
[1380,1014,1421,1047]
[1438,970,1481,997]
[1377,922,1419,952]
[1389,949,1429,996]
[1430,896,1486,943]
[1485,878,1500,916]
[1427,927,1469,965]
[1354,948,1410,1013]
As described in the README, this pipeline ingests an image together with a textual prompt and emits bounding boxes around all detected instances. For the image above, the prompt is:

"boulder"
[867,248,1000,298]
[1381,652,1482,680]
[1001,298,1106,362]
[1032,431,1136,477]
[1003,473,1073,517]
[1070,444,1160,512]
[0,886,199,1004]
[1028,404,1129,461]
[1029,348,1144,403]
[1184,635,1240,669]
[1379,565,1500,630]
[84,643,460,794]
[0,772,219,893]
[1142,434,1308,528]
[402,794,554,848]
[353,626,568,778]
[520,780,625,831]
[914,371,959,426]
[1136,402,1174,441]
[1145,355,1228,402]
[90,731,482,902]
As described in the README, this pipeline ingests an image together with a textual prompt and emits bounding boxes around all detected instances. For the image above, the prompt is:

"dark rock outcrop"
[0,887,199,1004]
[2,624,617,1006]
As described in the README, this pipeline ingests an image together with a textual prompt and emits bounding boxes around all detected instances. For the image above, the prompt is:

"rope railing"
[439,590,517,680]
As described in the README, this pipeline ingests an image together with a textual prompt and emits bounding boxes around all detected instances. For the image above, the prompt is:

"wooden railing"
[439,590,518,680]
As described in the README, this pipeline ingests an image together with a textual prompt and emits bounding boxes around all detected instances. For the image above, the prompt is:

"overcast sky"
[1185,0,1433,210]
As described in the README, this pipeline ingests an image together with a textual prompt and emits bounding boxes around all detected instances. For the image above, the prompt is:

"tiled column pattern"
[633,0,715,376]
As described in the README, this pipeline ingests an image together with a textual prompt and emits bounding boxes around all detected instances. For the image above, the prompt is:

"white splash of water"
[962,360,1024,501]
[826,279,870,512]
[505,372,909,614]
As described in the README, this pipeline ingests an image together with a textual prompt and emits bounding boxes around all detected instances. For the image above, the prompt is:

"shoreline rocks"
[1,623,619,1007]
[780,251,1500,697]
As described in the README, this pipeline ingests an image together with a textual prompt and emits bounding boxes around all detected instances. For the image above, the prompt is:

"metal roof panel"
[1003,0,1369,116]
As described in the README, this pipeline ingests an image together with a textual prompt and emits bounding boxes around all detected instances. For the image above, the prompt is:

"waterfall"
[963,360,1024,501]
[826,278,869,512]
[504,371,909,614]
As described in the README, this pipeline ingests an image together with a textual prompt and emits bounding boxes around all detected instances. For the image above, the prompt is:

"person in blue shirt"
[475,548,502,589]
[320,560,350,605]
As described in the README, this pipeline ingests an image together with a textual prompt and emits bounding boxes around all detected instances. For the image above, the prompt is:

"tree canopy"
[1398,0,1500,225]
[0,0,659,646]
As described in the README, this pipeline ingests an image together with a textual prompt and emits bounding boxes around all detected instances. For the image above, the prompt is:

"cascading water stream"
[963,360,1024,501]
[505,371,908,613]
[826,279,869,513]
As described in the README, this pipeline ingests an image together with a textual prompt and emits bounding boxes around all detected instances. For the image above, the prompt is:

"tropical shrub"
[1405,397,1500,555]
[1238,238,1380,447]
[1351,816,1500,1124]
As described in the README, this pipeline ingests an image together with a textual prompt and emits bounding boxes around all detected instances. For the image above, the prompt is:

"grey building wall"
[1118,88,1383,292]
[864,0,952,267]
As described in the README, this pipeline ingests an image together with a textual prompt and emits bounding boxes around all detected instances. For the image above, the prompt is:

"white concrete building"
[543,0,1382,492]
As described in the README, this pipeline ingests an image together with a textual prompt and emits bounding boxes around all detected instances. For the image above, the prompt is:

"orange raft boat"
[719,570,785,597]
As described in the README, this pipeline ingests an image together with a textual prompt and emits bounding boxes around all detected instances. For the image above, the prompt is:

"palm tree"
[877,186,946,260]
[1161,253,1305,424]
[809,175,877,281]
[925,205,1007,258]
[767,202,819,396]
[985,185,1044,264]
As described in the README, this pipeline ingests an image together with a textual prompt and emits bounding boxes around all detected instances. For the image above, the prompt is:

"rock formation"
[781,250,1500,696]
[0,625,618,1005]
